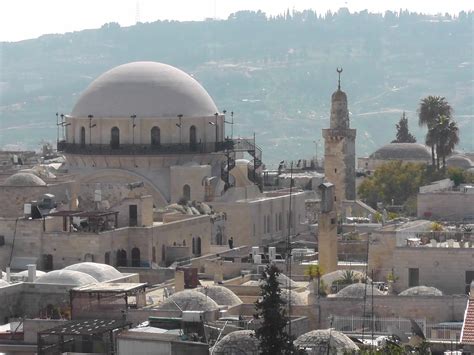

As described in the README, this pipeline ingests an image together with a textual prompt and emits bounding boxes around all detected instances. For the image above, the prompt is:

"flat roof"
[39,319,131,336]
[72,282,147,293]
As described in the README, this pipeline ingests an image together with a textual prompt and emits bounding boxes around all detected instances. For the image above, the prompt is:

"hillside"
[1,9,473,165]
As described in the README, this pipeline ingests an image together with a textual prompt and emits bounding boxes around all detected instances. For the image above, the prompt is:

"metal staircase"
[220,137,263,190]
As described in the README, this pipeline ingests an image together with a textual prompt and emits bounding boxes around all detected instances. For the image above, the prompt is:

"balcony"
[57,140,234,155]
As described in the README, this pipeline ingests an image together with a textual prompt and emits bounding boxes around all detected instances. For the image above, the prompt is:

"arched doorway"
[84,253,94,262]
[111,127,120,149]
[44,254,53,271]
[196,237,202,256]
[151,126,160,147]
[116,249,127,267]
[189,126,197,151]
[131,247,141,267]
[80,127,86,147]
[161,244,166,266]
[183,184,191,201]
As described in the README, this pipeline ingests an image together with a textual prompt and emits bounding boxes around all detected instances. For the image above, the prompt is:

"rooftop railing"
[57,140,234,155]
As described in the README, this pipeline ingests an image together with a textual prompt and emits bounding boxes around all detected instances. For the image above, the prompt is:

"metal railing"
[332,316,462,342]
[57,140,233,155]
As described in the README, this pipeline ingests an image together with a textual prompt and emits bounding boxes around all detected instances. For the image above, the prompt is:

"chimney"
[27,264,37,282]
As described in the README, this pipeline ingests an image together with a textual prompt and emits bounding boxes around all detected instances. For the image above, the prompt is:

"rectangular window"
[408,268,419,287]
[465,271,474,294]
[129,205,138,227]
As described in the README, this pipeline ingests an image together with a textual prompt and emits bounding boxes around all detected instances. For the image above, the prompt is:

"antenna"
[336,67,343,90]
[135,1,141,24]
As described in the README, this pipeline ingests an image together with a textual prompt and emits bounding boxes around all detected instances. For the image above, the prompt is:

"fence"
[332,316,463,342]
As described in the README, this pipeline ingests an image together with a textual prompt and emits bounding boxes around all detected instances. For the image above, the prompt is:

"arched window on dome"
[80,127,86,147]
[190,126,197,151]
[183,184,191,201]
[111,127,120,149]
[151,126,161,147]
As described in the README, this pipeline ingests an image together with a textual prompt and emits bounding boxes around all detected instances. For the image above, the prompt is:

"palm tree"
[435,115,459,170]
[305,264,324,296]
[418,96,453,169]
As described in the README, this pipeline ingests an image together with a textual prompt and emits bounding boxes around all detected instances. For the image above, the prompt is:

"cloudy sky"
[1,0,472,42]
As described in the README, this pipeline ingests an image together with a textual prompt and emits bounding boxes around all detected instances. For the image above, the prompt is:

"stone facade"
[323,87,356,206]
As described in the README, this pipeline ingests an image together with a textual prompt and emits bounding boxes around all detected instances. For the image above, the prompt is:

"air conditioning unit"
[257,264,266,275]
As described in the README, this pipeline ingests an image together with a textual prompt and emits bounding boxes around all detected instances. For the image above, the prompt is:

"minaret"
[322,68,356,206]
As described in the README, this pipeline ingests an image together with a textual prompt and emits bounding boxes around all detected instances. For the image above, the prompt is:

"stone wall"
[417,191,474,220]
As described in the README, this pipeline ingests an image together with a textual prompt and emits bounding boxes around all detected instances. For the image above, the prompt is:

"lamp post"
[176,114,183,146]
[88,115,96,146]
[223,110,234,140]
[209,113,219,150]
[130,115,137,145]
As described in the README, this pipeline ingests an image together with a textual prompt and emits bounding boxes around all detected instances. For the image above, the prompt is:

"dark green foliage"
[418,96,458,170]
[358,161,426,209]
[254,264,299,355]
[392,112,416,143]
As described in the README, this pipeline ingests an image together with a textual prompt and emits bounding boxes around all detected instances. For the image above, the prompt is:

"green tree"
[358,161,426,210]
[433,115,459,170]
[418,96,453,169]
[254,264,299,354]
[392,112,416,143]
[305,264,325,296]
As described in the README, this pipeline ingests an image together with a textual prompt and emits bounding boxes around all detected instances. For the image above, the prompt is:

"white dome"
[212,330,259,355]
[35,270,98,286]
[64,262,122,282]
[399,286,443,296]
[157,289,219,312]
[335,283,383,298]
[71,61,218,118]
[197,285,242,307]
[4,172,46,186]
[295,329,359,353]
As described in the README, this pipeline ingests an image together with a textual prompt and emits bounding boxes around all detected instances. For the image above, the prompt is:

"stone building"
[357,142,432,171]
[322,71,356,206]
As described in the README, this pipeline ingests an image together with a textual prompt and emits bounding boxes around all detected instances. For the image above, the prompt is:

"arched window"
[151,126,160,147]
[111,127,120,149]
[80,127,86,147]
[104,252,110,265]
[44,254,53,271]
[192,237,196,255]
[116,249,127,267]
[183,184,191,201]
[196,237,202,256]
[161,245,166,265]
[84,253,94,262]
[152,246,156,263]
[131,247,141,267]
[189,126,197,151]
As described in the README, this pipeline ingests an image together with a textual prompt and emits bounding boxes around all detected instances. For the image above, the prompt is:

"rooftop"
[38,319,132,336]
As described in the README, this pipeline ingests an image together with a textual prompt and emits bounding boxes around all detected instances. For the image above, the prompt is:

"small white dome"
[71,61,218,118]
[212,330,259,354]
[64,262,122,282]
[335,283,383,298]
[197,285,242,307]
[446,155,473,169]
[4,172,46,186]
[35,270,98,286]
[399,286,443,296]
[280,289,307,305]
[157,289,219,312]
[295,329,359,352]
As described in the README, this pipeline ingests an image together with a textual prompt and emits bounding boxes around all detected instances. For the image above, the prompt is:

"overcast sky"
[1,0,472,42]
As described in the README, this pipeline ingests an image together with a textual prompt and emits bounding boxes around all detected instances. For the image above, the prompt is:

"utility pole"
[88,115,96,146]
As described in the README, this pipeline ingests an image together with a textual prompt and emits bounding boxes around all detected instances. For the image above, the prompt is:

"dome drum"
[62,61,229,156]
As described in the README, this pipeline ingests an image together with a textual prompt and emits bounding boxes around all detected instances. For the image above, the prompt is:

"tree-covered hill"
[1,9,472,165]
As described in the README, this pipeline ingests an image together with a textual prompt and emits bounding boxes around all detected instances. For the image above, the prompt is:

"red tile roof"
[461,299,474,344]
